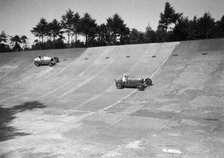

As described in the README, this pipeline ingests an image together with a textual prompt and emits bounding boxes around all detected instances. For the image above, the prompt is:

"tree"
[106,13,128,44]
[144,25,156,43]
[0,31,11,52]
[187,13,216,39]
[20,35,28,50]
[61,9,74,45]
[11,35,22,51]
[97,24,108,46]
[54,38,66,49]
[31,18,48,43]
[158,2,182,32]
[129,28,144,44]
[216,15,224,37]
[79,13,98,46]
[155,30,168,42]
[0,31,7,43]
[196,12,216,39]
[48,19,62,45]
[72,12,81,42]
[119,25,130,44]
[170,17,189,41]
[186,16,198,40]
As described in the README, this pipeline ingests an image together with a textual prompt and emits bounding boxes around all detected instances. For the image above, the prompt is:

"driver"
[122,74,128,83]
[34,56,41,61]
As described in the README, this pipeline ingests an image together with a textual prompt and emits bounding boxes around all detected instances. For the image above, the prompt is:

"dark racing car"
[115,75,152,91]
[34,56,59,67]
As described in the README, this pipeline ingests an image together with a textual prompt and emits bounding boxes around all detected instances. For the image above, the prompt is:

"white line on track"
[0,58,78,103]
[59,62,113,98]
[74,46,177,124]
[74,85,114,108]
[56,58,78,74]
[101,44,173,112]
[36,51,109,99]
[0,67,55,103]
[58,53,118,98]
[35,67,54,78]
[56,43,178,126]
[0,73,7,80]
[100,44,178,127]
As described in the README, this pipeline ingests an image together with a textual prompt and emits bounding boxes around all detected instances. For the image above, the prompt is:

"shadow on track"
[0,101,46,142]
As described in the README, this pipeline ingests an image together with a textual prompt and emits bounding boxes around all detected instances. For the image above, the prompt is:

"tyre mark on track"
[0,73,7,80]
[0,65,19,81]
[101,44,164,112]
[37,49,113,100]
[59,58,116,98]
[106,42,179,126]
[59,46,149,98]
[0,57,82,103]
[34,67,54,78]
[71,43,179,124]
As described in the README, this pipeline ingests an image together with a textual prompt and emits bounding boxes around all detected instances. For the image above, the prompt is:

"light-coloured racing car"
[115,75,152,91]
[34,56,59,67]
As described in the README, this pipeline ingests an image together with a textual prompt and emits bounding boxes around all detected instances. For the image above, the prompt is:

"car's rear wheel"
[137,84,144,91]
[116,82,123,89]
[49,62,54,67]
[34,61,39,67]
[54,57,59,62]
[145,78,152,86]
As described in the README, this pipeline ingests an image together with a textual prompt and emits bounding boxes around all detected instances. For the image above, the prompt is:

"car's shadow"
[0,101,46,142]
[121,84,153,91]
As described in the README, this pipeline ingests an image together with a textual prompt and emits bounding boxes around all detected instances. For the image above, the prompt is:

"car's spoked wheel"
[54,57,59,62]
[49,63,54,67]
[145,78,152,86]
[34,62,39,67]
[116,82,123,89]
[137,85,144,91]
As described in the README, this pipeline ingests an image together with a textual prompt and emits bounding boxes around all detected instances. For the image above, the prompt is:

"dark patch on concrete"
[205,118,219,121]
[173,54,178,56]
[63,58,67,61]
[182,89,202,98]
[43,109,86,116]
[202,52,208,55]
[84,58,88,60]
[197,38,224,52]
[105,57,110,59]
[0,153,8,158]
[132,109,176,120]
[203,56,224,96]
[126,55,130,58]
[152,55,156,58]
[0,101,46,142]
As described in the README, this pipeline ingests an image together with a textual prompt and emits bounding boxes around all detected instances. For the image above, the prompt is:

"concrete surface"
[0,39,224,157]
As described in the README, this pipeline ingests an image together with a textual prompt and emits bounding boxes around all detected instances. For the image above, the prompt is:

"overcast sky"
[0,0,224,44]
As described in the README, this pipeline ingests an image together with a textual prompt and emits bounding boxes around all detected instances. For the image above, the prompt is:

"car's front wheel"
[116,82,123,89]
[54,57,59,62]
[145,78,152,86]
[34,61,39,67]
[137,84,144,91]
[49,62,54,67]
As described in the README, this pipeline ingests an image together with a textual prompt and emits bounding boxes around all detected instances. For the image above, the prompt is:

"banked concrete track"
[0,39,224,157]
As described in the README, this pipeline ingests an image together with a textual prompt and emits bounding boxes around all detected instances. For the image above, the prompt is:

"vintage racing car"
[115,75,152,91]
[34,56,59,67]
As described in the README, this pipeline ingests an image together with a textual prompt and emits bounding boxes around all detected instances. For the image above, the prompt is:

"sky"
[0,0,224,45]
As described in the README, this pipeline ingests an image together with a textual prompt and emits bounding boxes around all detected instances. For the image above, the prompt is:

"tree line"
[1,2,224,52]
[30,11,130,49]
[0,32,28,52]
